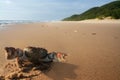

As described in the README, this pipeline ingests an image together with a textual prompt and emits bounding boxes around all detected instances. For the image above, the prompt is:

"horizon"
[0,0,114,21]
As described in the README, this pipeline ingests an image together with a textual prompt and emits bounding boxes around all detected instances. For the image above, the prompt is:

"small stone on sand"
[92,33,96,35]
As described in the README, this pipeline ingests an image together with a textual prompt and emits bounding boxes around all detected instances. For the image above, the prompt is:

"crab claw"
[55,52,68,62]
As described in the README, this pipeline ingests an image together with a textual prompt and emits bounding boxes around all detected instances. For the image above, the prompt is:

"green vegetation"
[63,1,120,21]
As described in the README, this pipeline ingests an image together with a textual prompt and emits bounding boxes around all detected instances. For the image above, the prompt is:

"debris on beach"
[74,30,78,33]
[91,33,96,35]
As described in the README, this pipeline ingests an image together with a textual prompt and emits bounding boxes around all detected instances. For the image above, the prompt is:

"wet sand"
[0,20,120,80]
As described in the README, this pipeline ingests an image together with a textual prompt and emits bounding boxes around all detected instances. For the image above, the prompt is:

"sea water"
[0,20,39,30]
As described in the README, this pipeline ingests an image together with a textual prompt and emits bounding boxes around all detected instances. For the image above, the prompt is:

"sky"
[0,0,114,21]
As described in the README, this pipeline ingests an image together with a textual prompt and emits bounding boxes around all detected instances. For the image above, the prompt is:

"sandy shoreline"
[0,20,120,80]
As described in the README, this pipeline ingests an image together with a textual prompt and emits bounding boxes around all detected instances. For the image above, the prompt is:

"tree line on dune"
[63,1,120,21]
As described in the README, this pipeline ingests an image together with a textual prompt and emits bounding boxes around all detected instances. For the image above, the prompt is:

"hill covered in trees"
[63,1,120,21]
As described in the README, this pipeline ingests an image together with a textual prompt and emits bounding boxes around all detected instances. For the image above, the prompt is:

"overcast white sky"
[0,0,114,21]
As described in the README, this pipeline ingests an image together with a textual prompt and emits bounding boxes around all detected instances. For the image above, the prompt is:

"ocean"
[0,20,39,30]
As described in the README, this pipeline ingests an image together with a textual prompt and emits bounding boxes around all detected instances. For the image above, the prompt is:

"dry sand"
[0,20,120,80]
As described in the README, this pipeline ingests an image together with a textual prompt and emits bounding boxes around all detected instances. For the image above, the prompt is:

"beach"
[0,20,120,80]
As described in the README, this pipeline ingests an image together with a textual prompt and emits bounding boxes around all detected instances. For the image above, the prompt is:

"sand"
[0,20,120,80]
